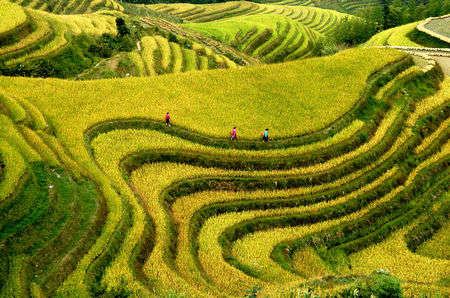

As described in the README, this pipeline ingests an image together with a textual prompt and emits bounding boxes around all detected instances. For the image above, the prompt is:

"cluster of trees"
[382,0,450,29]
[314,7,383,55]
[88,18,135,58]
[319,0,449,53]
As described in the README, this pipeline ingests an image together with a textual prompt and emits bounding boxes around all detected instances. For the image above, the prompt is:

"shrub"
[340,272,403,297]
[116,18,130,37]
[331,16,378,46]
[168,32,178,43]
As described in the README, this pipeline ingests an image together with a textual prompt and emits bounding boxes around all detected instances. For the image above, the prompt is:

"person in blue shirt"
[262,128,269,142]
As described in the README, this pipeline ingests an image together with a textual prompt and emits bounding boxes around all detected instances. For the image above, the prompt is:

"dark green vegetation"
[340,272,403,297]
[0,163,102,296]
[0,34,101,78]
[407,28,450,48]
[0,18,139,78]
[382,0,450,29]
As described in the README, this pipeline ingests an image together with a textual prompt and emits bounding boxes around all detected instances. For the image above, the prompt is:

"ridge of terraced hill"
[0,47,449,296]
[147,1,350,60]
[140,17,261,66]
[0,7,117,68]
[149,2,349,34]
[128,35,237,76]
[0,0,28,37]
[274,0,383,13]
[182,14,320,62]
[7,0,124,15]
[364,19,450,48]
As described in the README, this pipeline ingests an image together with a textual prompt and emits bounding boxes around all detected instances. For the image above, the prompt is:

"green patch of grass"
[0,162,100,295]
[407,28,450,49]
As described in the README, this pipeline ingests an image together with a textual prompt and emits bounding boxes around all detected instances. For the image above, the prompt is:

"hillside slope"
[0,7,117,67]
[275,0,383,13]
[1,47,449,296]
[148,1,350,59]
[7,0,124,14]
[364,19,450,48]
[183,14,320,62]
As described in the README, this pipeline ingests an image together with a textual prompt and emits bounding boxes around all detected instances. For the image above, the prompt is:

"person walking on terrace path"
[165,112,171,127]
[262,128,269,142]
[230,126,237,141]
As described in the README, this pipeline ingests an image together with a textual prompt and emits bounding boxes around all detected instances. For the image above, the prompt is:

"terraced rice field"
[148,1,350,60]
[183,14,319,62]
[0,46,448,296]
[129,35,236,76]
[151,1,348,34]
[274,0,382,13]
[364,21,424,47]
[364,18,450,49]
[0,7,117,66]
[0,0,27,37]
[6,0,123,14]
[336,0,382,12]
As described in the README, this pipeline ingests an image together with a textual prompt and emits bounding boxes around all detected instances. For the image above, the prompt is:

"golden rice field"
[0,3,117,67]
[274,0,382,13]
[129,35,237,77]
[364,21,424,48]
[0,0,27,36]
[182,14,320,62]
[0,44,449,296]
[6,0,123,14]
[147,1,350,59]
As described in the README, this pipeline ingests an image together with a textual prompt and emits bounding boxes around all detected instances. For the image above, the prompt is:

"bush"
[196,48,207,56]
[88,44,113,58]
[340,272,403,297]
[168,32,178,43]
[331,16,378,46]
[179,38,193,49]
[116,18,130,37]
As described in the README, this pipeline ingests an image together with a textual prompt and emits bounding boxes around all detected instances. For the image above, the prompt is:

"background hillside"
[1,0,448,79]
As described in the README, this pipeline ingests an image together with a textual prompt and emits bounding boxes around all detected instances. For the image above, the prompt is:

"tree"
[116,18,130,37]
[331,16,378,46]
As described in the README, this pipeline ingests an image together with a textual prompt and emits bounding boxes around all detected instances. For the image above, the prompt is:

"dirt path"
[379,46,450,77]
[431,56,450,77]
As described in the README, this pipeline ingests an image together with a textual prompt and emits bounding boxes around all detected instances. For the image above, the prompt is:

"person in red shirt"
[230,127,237,140]
[165,112,171,127]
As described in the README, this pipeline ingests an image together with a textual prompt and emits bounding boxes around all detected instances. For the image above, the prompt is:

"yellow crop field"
[148,1,350,61]
[0,8,117,67]
[131,35,236,76]
[0,25,448,298]
[8,0,124,14]
[364,21,422,47]
[0,48,405,138]
[0,0,27,36]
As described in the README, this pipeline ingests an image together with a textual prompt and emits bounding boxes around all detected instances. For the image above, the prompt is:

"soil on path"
[431,56,450,77]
